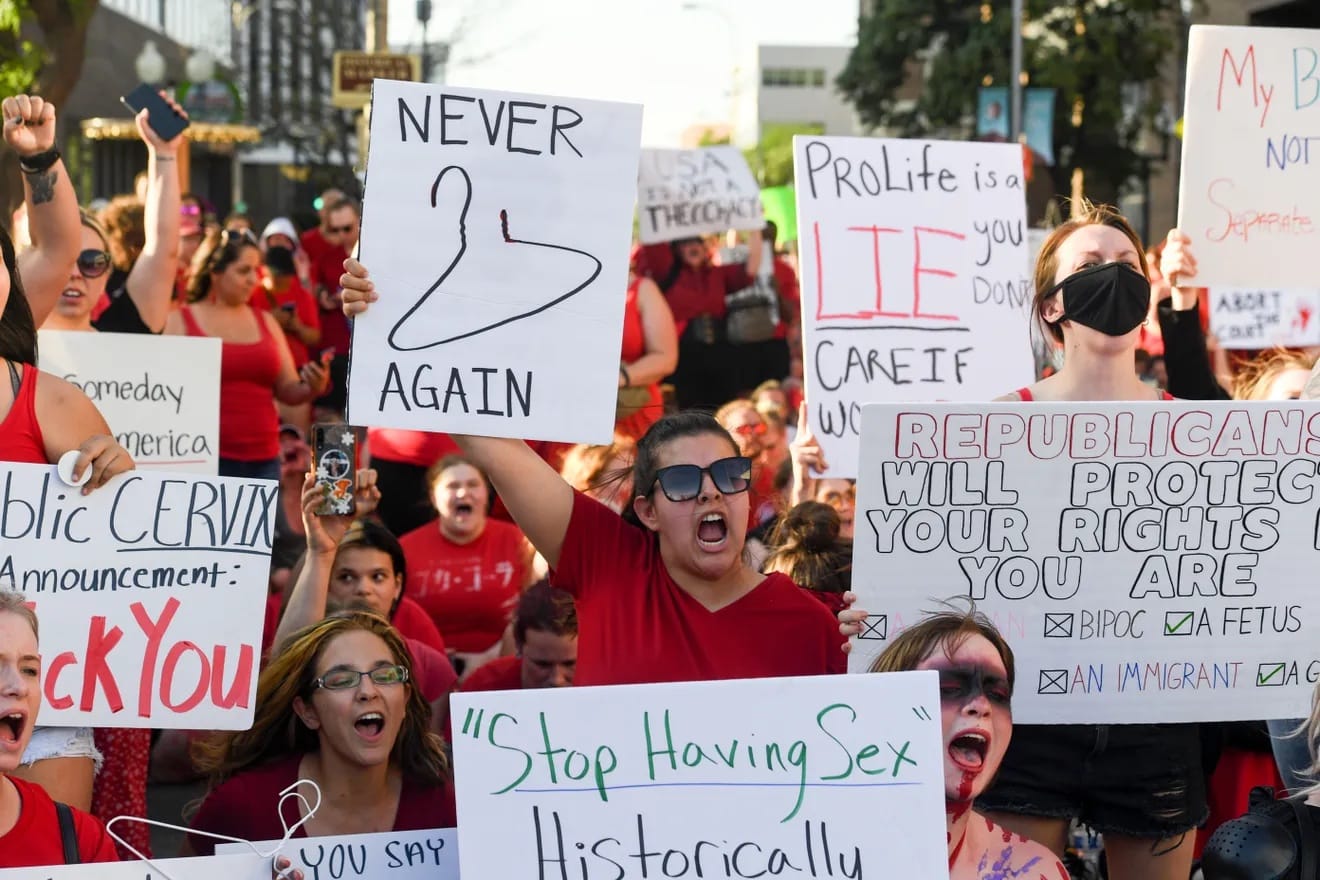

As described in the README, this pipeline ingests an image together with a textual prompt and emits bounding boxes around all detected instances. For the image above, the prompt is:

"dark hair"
[426,453,495,514]
[764,502,852,593]
[336,519,407,613]
[187,228,259,303]
[764,219,778,248]
[513,580,578,646]
[0,226,38,366]
[658,237,704,292]
[869,602,1016,691]
[622,411,740,527]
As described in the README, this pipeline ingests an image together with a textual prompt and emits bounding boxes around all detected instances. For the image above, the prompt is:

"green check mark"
[1164,611,1194,636]
[1258,663,1286,686]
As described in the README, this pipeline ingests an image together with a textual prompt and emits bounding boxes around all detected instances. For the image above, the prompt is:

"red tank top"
[615,282,663,440]
[1015,387,1175,401]
[181,306,282,461]
[0,362,47,464]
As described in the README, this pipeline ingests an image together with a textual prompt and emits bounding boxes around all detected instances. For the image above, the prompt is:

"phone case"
[312,424,356,516]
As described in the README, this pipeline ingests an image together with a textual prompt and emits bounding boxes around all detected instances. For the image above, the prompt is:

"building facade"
[754,44,861,140]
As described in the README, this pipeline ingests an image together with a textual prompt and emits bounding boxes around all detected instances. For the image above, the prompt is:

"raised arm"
[743,228,764,278]
[3,95,79,326]
[124,98,187,333]
[33,373,135,493]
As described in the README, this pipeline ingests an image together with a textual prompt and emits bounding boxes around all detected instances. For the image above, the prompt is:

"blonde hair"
[0,591,38,641]
[1231,348,1317,401]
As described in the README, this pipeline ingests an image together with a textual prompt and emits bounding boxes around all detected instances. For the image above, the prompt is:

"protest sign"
[219,829,458,878]
[451,672,946,880]
[0,852,271,879]
[793,136,1034,476]
[1209,287,1320,349]
[0,462,273,728]
[849,401,1320,724]
[38,330,221,474]
[1178,25,1320,288]
[348,80,643,445]
[637,146,764,244]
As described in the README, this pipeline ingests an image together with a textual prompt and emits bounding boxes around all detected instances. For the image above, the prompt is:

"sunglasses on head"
[222,227,258,246]
[76,249,111,278]
[652,456,752,502]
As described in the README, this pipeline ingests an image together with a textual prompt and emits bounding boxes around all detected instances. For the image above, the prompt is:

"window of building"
[762,67,828,88]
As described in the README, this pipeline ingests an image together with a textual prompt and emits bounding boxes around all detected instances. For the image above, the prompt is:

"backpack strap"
[55,801,80,865]
[1288,795,1317,880]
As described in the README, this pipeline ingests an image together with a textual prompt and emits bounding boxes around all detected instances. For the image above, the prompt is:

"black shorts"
[976,723,1208,838]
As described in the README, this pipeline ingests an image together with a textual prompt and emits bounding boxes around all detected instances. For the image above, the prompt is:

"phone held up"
[120,84,191,142]
[311,424,357,517]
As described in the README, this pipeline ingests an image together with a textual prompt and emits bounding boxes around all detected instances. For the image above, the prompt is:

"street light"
[135,40,167,85]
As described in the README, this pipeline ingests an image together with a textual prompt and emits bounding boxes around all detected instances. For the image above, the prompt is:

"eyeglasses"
[329,224,357,234]
[76,249,111,279]
[652,456,752,502]
[730,422,767,437]
[312,664,409,691]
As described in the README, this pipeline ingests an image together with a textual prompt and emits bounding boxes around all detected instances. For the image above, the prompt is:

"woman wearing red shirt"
[615,276,677,441]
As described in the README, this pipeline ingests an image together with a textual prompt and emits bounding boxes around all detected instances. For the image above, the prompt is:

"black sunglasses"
[76,249,111,279]
[222,227,258,246]
[652,456,752,502]
[329,224,357,234]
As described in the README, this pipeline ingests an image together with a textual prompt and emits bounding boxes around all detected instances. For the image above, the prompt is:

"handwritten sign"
[348,80,643,445]
[0,463,273,728]
[0,852,271,879]
[637,146,764,244]
[451,672,947,880]
[38,330,221,474]
[1178,25,1320,287]
[793,136,1034,477]
[849,401,1320,724]
[1209,287,1320,349]
[218,829,458,878]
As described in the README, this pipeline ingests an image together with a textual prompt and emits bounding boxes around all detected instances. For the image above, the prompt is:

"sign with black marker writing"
[218,828,457,878]
[637,146,764,244]
[348,80,643,444]
[793,136,1033,477]
[1209,287,1320,349]
[0,462,273,728]
[39,330,221,474]
[850,401,1320,724]
[1178,25,1320,287]
[451,672,946,880]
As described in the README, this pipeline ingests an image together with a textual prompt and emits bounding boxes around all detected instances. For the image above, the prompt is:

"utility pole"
[418,0,433,82]
[1010,0,1023,141]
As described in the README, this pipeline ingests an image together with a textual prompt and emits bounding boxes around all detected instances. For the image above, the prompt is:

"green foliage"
[745,122,825,187]
[0,0,45,95]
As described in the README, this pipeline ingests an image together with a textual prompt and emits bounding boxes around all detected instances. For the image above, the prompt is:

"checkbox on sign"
[1164,611,1195,636]
[859,614,888,640]
[1038,669,1069,695]
[1043,613,1074,638]
[1257,662,1288,687]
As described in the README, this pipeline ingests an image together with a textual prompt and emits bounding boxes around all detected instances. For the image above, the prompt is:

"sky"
[386,0,859,146]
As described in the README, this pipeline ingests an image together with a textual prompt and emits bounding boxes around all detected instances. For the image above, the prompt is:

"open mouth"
[0,712,27,747]
[354,711,385,740]
[697,513,728,548]
[60,288,85,301]
[948,731,989,772]
[454,501,474,517]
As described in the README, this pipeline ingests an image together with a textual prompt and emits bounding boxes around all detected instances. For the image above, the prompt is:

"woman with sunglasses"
[337,258,843,686]
[164,229,330,481]
[184,612,454,855]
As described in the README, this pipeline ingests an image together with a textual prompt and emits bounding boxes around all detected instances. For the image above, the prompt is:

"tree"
[744,122,825,188]
[838,0,1191,207]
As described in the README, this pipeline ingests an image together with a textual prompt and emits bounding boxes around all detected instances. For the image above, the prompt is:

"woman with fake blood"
[339,259,843,686]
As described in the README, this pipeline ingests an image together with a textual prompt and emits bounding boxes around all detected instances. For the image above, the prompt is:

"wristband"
[619,365,631,387]
[18,147,60,175]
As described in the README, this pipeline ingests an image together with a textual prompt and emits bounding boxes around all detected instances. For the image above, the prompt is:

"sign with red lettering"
[850,401,1320,724]
[1179,25,1320,287]
[637,146,764,244]
[1210,287,1320,349]
[793,136,1034,476]
[0,463,273,728]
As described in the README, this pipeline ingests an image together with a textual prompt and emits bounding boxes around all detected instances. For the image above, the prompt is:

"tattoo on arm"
[27,169,57,206]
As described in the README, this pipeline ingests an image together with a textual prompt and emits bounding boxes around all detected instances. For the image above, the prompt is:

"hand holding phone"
[311,424,356,517]
[121,84,190,144]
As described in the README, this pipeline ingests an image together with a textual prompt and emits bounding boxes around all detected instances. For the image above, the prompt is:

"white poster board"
[0,853,271,879]
[1209,288,1320,349]
[637,146,764,244]
[793,136,1034,477]
[38,331,221,474]
[1178,25,1320,288]
[850,401,1320,724]
[451,672,947,880]
[219,829,458,878]
[0,463,273,728]
[348,80,643,445]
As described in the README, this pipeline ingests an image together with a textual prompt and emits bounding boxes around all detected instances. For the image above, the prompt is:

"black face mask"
[265,245,296,277]
[1047,262,1151,337]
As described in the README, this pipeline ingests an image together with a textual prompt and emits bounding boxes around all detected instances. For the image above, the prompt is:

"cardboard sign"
[0,463,273,728]
[1178,25,1320,288]
[793,136,1034,477]
[849,401,1320,724]
[38,331,222,474]
[0,853,271,879]
[637,146,764,244]
[219,829,458,878]
[348,80,643,445]
[333,51,420,108]
[451,672,947,880]
[1209,287,1320,349]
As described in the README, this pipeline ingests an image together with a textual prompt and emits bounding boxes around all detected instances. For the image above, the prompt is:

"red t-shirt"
[310,243,352,356]
[0,776,119,866]
[300,227,331,265]
[398,520,528,653]
[250,276,321,366]
[459,655,524,692]
[392,596,448,655]
[663,263,752,330]
[367,429,460,468]
[404,635,459,702]
[772,257,800,339]
[188,754,456,856]
[552,492,846,686]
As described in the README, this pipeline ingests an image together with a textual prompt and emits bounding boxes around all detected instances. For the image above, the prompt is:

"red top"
[0,364,47,464]
[552,492,846,686]
[662,263,752,330]
[250,276,320,366]
[616,281,663,441]
[311,243,353,356]
[459,655,523,692]
[300,227,331,265]
[180,306,283,461]
[367,429,460,468]
[398,520,528,653]
[0,776,119,866]
[405,635,459,702]
[1015,387,1176,402]
[771,257,800,339]
[189,754,455,855]
[392,596,448,655]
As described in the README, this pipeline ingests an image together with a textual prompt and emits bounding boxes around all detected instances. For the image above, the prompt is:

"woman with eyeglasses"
[337,258,843,686]
[163,229,331,481]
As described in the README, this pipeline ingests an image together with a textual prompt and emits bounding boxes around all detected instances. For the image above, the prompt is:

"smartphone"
[311,424,356,516]
[120,84,190,142]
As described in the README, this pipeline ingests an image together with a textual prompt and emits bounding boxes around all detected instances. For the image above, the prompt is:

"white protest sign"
[637,146,764,244]
[0,852,272,879]
[793,136,1034,477]
[218,829,458,878]
[451,672,947,880]
[0,462,273,728]
[849,401,1320,724]
[38,330,222,474]
[1178,25,1320,288]
[1209,287,1320,349]
[348,80,643,445]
